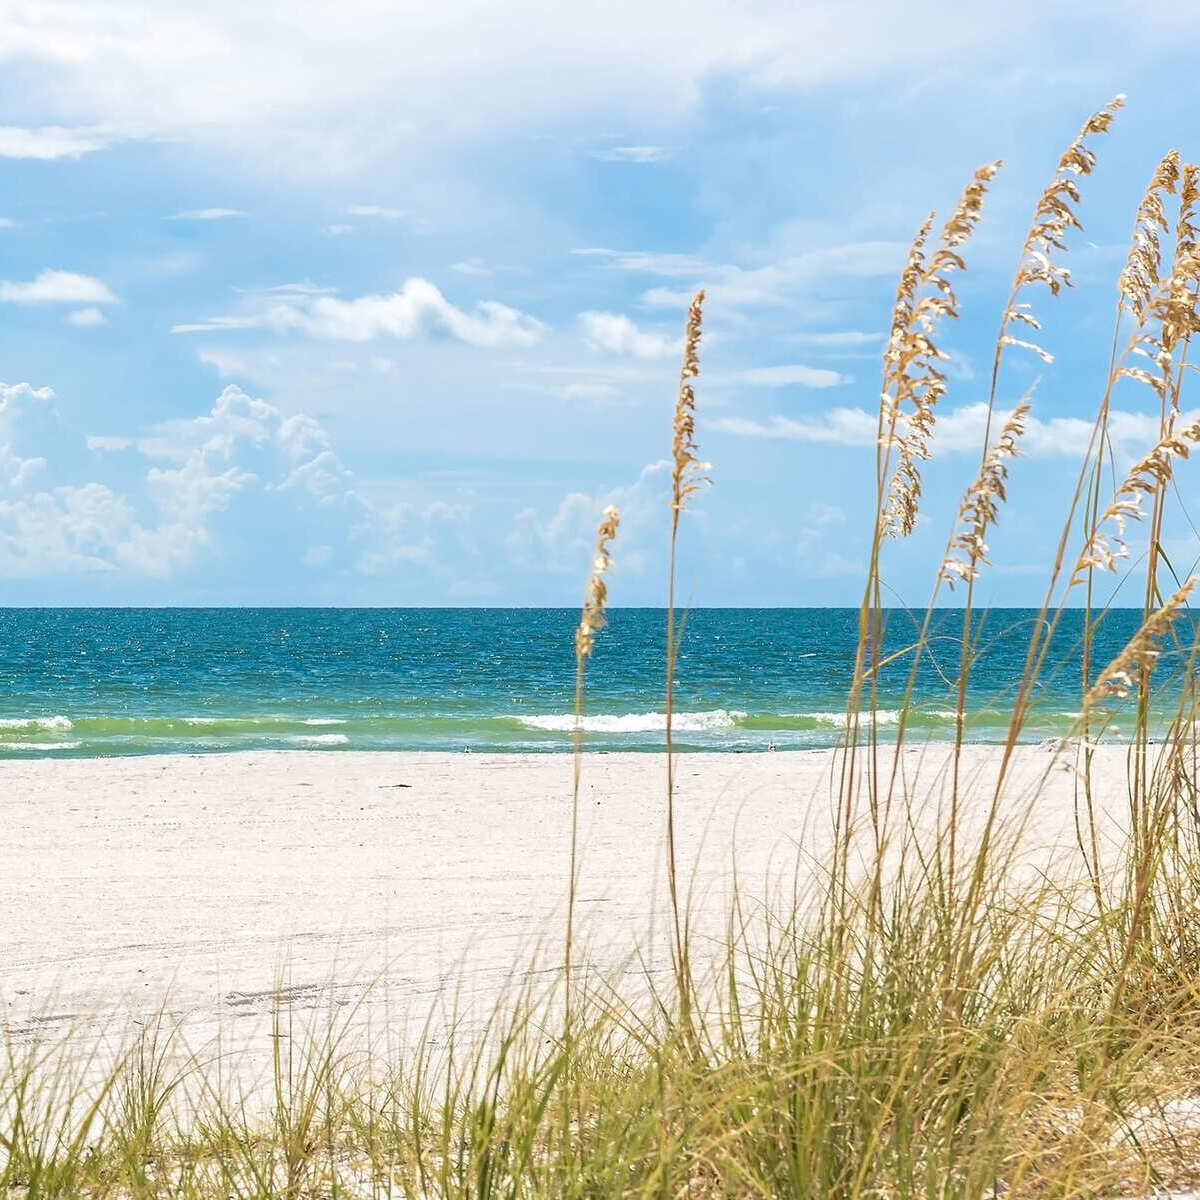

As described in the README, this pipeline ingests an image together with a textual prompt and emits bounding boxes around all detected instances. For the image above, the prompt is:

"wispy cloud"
[590,145,669,163]
[167,207,245,220]
[792,330,882,349]
[574,242,907,308]
[0,270,118,306]
[0,125,118,160]
[570,248,707,277]
[174,277,546,346]
[452,259,493,277]
[347,204,407,220]
[736,364,848,388]
[711,402,1194,459]
[66,306,108,327]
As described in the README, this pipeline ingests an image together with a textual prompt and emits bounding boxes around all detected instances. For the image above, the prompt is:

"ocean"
[0,607,1187,757]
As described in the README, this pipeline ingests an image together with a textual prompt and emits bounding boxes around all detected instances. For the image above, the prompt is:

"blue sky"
[2,0,1200,606]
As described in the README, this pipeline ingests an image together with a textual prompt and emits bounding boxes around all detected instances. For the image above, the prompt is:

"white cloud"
[86,435,133,452]
[168,207,245,220]
[326,223,353,236]
[174,277,546,346]
[196,348,259,378]
[0,124,117,159]
[711,408,879,445]
[0,1,1037,166]
[347,204,407,219]
[642,243,907,309]
[580,310,676,358]
[737,364,848,388]
[792,330,882,349]
[451,259,492,277]
[711,401,1197,459]
[571,248,708,277]
[508,460,671,577]
[591,145,669,163]
[0,270,118,306]
[576,243,907,309]
[66,306,108,327]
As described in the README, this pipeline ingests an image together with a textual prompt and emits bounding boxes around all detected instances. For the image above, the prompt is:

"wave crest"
[520,710,745,734]
[0,715,73,732]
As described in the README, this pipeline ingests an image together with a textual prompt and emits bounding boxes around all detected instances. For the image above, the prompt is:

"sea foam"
[0,715,73,732]
[520,709,745,734]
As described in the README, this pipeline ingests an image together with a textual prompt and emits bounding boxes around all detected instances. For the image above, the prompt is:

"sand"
[0,745,1133,1086]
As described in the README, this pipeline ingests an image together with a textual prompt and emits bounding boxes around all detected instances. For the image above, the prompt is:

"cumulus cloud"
[508,460,672,577]
[580,311,676,358]
[174,278,546,346]
[0,270,118,306]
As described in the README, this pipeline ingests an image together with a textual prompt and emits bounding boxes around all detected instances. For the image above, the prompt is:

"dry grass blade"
[1085,576,1197,705]
[568,504,621,1021]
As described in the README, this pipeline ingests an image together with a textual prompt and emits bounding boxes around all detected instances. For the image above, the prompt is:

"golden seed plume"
[671,291,709,515]
[940,394,1032,587]
[1074,415,1200,579]
[1084,576,1196,706]
[880,163,1001,538]
[1176,163,1200,264]
[1118,150,1181,325]
[995,96,1123,369]
[575,505,620,661]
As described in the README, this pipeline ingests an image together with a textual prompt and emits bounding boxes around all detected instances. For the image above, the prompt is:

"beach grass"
[10,94,1200,1196]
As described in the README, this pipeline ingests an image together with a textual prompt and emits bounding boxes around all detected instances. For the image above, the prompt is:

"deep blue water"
[0,608,1189,757]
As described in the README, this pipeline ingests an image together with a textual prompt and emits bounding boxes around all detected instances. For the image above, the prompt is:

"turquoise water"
[0,608,1188,757]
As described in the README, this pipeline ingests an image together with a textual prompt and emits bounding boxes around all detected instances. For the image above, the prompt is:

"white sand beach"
[0,745,1135,1083]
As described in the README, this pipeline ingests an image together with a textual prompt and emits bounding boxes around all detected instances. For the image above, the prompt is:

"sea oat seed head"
[575,506,621,661]
[1119,150,1181,325]
[941,394,1033,586]
[1073,417,1200,582]
[671,291,709,516]
[1085,576,1196,705]
[881,167,1000,538]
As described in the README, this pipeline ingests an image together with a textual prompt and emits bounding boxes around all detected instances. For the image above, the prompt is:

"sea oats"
[940,395,1032,587]
[1074,415,1200,578]
[881,164,1000,538]
[1084,576,1197,705]
[997,95,1124,365]
[1118,150,1181,326]
[575,505,621,661]
[1175,163,1199,264]
[671,290,708,516]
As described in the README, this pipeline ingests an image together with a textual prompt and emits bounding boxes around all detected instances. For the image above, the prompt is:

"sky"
[3,0,1200,606]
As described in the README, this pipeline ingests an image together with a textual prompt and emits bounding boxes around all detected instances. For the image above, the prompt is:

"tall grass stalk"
[664,289,707,1029]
